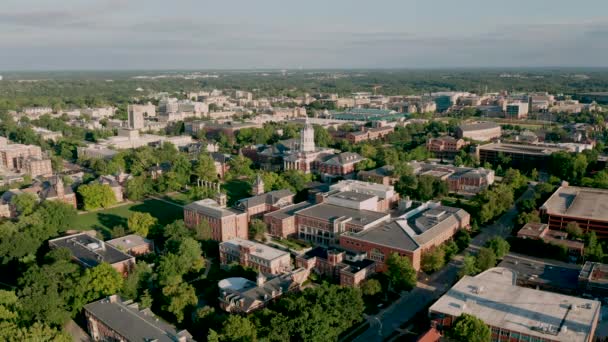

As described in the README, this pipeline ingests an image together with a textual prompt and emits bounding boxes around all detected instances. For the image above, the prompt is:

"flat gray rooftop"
[221,238,289,261]
[479,143,565,155]
[429,267,600,342]
[542,186,608,221]
[458,121,500,131]
[329,191,376,202]
[264,201,313,220]
[296,203,389,227]
[49,233,132,267]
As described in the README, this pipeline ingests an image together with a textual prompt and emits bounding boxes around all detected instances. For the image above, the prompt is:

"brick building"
[295,246,375,286]
[517,222,584,257]
[322,179,400,212]
[313,152,366,178]
[218,270,308,314]
[106,234,154,256]
[476,142,567,170]
[540,185,608,238]
[84,295,193,342]
[0,138,52,177]
[264,201,313,238]
[184,198,248,242]
[345,126,394,144]
[410,161,495,195]
[49,233,135,276]
[295,203,390,246]
[20,176,77,208]
[358,165,399,186]
[234,189,294,221]
[340,203,470,271]
[219,238,291,275]
[426,136,468,158]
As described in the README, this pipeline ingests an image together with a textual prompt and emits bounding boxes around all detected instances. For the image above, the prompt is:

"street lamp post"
[373,316,383,337]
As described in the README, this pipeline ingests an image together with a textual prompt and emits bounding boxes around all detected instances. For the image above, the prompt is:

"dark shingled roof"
[84,295,193,342]
[235,189,294,209]
[49,233,133,267]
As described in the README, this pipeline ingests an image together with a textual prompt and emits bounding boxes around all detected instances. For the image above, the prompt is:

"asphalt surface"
[352,185,536,342]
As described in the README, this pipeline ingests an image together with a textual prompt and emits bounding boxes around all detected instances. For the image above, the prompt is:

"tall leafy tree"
[459,254,479,278]
[421,246,446,273]
[76,263,124,306]
[385,252,417,292]
[486,237,510,259]
[195,153,219,182]
[127,212,157,237]
[11,193,38,216]
[78,183,117,210]
[161,282,197,323]
[448,314,491,342]
[218,315,258,342]
[475,248,497,272]
[249,219,267,241]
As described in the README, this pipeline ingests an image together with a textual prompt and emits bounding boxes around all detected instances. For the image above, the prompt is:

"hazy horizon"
[3,0,608,70]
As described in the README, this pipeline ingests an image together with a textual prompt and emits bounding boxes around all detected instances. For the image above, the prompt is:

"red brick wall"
[339,235,420,271]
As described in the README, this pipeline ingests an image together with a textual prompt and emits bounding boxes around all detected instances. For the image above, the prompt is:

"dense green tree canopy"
[385,252,417,292]
[449,313,491,342]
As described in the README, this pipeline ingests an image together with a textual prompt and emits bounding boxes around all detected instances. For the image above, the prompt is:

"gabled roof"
[236,189,294,209]
[319,152,365,166]
[84,295,193,342]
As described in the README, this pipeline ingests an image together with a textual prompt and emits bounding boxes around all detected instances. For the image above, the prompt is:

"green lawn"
[160,192,192,205]
[72,199,184,238]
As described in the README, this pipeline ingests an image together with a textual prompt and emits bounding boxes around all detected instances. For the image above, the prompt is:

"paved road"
[353,185,536,342]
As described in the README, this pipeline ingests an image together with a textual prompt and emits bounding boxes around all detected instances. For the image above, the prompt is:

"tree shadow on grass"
[97,213,128,236]
[130,200,183,225]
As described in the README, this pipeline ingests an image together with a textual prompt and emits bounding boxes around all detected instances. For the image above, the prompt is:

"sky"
[2,0,608,70]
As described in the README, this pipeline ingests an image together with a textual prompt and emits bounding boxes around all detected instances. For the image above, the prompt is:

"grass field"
[72,199,183,238]
[160,192,192,205]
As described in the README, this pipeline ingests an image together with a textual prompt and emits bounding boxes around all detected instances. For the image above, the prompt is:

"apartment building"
[219,238,291,275]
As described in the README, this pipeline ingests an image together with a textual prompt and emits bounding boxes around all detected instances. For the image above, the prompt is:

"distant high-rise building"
[127,105,145,130]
